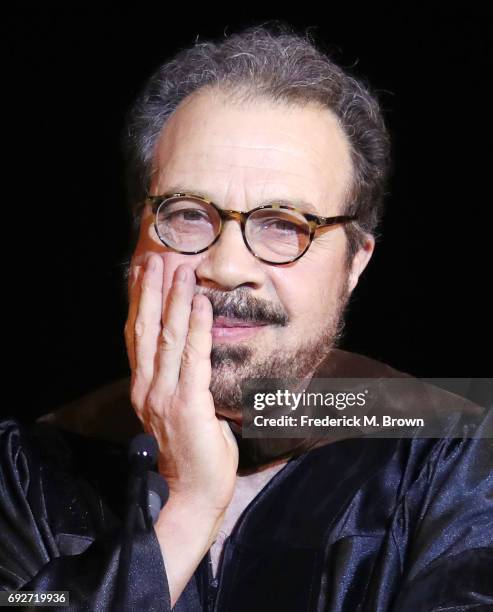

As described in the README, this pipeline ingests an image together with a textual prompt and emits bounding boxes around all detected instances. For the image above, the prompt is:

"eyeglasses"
[144,192,358,265]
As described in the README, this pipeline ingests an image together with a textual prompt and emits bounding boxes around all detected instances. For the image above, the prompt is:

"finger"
[152,264,196,395]
[132,255,165,406]
[175,294,214,406]
[124,263,143,373]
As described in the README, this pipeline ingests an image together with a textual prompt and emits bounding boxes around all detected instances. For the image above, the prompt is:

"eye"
[175,209,209,221]
[265,219,299,232]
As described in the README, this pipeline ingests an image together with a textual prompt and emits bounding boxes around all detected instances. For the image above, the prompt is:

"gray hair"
[120,21,391,265]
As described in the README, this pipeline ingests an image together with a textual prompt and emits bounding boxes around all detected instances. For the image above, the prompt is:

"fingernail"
[177,266,189,282]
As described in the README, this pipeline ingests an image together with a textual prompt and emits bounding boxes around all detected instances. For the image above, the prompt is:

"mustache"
[196,287,288,326]
[121,259,288,326]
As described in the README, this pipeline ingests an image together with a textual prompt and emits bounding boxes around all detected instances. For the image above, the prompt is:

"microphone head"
[129,433,159,466]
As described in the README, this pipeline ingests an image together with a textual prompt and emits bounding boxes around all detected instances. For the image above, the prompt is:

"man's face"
[130,88,373,423]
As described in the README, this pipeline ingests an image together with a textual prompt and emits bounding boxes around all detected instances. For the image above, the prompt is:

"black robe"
[1,350,492,611]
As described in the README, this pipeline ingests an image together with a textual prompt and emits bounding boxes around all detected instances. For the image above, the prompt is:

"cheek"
[131,216,161,263]
[272,269,324,323]
[271,254,345,325]
[133,216,204,282]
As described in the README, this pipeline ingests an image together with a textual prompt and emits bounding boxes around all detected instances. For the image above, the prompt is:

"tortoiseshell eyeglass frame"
[143,192,358,265]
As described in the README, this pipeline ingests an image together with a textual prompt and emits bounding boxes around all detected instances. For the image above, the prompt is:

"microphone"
[129,432,159,474]
[145,470,169,524]
[128,434,169,528]
[112,433,168,610]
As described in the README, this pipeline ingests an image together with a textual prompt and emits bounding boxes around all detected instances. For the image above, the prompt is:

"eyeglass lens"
[155,197,311,263]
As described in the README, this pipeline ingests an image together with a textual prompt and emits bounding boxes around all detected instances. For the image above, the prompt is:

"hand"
[124,254,239,521]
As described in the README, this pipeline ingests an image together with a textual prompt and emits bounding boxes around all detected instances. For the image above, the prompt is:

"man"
[1,23,491,611]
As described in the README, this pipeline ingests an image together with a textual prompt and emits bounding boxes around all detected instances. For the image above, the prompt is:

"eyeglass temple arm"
[307,213,358,228]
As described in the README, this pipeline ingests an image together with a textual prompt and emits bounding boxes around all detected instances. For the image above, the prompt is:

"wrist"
[153,493,226,608]
[155,492,225,555]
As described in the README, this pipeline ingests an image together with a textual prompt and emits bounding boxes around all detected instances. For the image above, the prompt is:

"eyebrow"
[156,185,321,216]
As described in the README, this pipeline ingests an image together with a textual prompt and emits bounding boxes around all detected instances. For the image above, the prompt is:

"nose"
[194,219,266,291]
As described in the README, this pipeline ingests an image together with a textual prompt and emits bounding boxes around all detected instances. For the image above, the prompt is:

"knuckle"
[181,341,205,368]
[130,387,144,412]
[180,349,195,369]
[134,318,146,338]
[146,392,159,411]
[167,288,186,311]
[146,390,167,413]
[160,325,179,350]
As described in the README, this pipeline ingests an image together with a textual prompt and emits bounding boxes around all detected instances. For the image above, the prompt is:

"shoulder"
[36,378,141,444]
[0,417,129,526]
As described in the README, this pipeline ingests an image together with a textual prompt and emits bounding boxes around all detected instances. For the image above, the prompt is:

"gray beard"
[209,320,344,413]
[208,279,350,470]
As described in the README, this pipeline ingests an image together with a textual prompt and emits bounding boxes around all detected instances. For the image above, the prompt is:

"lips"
[213,316,268,328]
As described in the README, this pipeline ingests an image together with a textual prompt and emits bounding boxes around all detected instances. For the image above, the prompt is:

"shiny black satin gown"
[1,350,492,610]
[1,417,492,610]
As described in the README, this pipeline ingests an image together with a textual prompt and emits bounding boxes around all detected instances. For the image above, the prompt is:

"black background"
[4,10,492,421]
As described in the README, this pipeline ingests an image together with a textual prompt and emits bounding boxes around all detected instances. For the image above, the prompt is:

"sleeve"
[0,419,172,611]
[391,408,493,611]
[392,547,493,611]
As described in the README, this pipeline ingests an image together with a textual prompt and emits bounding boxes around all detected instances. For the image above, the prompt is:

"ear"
[347,234,375,293]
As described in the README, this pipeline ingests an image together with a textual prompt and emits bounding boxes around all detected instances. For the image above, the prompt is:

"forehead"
[150,89,353,217]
